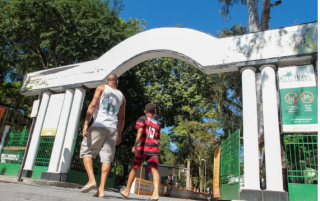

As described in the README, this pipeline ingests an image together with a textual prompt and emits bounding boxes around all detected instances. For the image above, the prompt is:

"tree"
[218,0,281,32]
[0,0,143,114]
[158,132,175,165]
[172,109,220,191]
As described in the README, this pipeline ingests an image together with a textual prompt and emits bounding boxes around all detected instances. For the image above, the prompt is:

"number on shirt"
[148,128,155,139]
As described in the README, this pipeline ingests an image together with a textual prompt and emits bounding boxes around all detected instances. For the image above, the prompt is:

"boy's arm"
[116,96,126,145]
[132,128,143,153]
[82,85,104,138]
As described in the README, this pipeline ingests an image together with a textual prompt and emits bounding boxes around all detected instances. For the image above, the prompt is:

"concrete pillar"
[24,92,51,172]
[58,88,85,176]
[240,67,260,190]
[47,89,74,173]
[259,65,284,191]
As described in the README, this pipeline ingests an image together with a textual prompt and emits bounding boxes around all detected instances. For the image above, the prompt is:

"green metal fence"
[0,126,29,164]
[219,129,241,200]
[284,134,318,201]
[35,137,56,166]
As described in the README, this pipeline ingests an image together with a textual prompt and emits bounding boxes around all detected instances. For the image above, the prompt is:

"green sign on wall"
[278,65,318,133]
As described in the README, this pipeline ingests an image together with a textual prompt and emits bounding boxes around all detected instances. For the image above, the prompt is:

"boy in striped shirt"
[120,103,161,201]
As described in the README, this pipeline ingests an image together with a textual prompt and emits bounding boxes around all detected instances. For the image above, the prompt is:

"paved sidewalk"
[0,176,205,201]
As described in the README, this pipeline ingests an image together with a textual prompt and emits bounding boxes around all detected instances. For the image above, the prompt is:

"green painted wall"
[288,183,318,201]
[32,166,48,179]
[0,163,21,176]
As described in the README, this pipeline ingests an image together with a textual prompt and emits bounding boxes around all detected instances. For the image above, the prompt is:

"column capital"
[259,64,277,71]
[240,67,257,73]
[65,89,75,93]
[74,88,86,93]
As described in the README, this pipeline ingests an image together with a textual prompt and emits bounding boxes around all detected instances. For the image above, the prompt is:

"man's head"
[106,73,118,87]
[144,103,156,115]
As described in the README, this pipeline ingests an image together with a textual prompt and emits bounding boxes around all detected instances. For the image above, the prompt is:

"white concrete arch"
[97,27,222,77]
[21,22,318,96]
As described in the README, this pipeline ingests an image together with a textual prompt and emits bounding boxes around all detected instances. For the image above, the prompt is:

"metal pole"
[18,91,42,182]
[138,165,143,195]
[204,161,207,193]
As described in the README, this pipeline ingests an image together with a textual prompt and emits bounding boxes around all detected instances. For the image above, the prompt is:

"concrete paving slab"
[0,176,204,201]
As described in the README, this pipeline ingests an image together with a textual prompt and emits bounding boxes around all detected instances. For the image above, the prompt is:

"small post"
[138,165,143,195]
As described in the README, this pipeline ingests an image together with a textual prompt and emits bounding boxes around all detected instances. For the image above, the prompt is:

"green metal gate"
[31,136,56,178]
[284,134,318,201]
[220,129,241,200]
[0,127,29,176]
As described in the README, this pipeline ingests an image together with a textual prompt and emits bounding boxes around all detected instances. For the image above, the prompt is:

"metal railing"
[35,137,55,166]
[284,134,318,184]
[0,127,29,164]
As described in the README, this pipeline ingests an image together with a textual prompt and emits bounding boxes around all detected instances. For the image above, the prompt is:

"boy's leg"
[150,168,160,200]
[83,156,97,185]
[121,167,138,197]
[121,153,145,197]
[146,155,160,200]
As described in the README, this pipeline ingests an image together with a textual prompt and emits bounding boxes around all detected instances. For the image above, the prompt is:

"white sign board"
[278,65,318,132]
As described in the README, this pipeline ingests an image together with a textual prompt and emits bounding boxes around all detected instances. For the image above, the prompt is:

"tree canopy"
[0,0,143,113]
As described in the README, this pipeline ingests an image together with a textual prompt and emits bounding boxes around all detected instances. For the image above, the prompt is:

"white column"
[260,65,283,191]
[240,67,260,190]
[24,92,51,170]
[0,125,11,155]
[47,89,75,173]
[58,88,85,173]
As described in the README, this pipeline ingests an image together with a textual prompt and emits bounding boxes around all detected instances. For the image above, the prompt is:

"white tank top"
[91,85,123,129]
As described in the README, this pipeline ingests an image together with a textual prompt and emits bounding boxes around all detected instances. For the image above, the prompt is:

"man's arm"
[132,128,143,153]
[82,85,104,138]
[116,96,126,145]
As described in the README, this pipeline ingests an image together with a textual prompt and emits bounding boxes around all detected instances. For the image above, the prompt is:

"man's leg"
[83,156,96,185]
[121,167,138,197]
[94,162,111,197]
[150,168,160,200]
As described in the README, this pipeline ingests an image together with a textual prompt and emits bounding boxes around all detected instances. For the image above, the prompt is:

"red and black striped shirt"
[135,115,161,155]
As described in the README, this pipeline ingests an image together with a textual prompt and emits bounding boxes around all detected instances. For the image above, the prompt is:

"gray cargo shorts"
[80,126,118,163]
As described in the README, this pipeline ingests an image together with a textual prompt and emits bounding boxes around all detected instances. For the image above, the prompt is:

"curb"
[0,175,80,189]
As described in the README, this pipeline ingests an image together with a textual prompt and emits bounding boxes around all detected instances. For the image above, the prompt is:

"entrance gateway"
[19,22,317,201]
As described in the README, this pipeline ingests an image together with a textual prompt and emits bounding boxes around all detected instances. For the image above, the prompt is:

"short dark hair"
[145,103,156,114]
[106,73,118,82]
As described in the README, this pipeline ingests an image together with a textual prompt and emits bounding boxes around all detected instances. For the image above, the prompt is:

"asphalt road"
[0,181,201,201]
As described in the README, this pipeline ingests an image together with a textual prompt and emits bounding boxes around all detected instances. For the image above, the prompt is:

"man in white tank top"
[79,73,125,197]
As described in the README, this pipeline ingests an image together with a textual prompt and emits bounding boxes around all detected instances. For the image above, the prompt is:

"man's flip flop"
[80,183,97,193]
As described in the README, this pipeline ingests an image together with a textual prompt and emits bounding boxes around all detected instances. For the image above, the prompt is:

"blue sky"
[120,0,318,35]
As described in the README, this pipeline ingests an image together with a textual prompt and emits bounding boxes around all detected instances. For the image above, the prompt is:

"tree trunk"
[199,163,204,192]
[186,160,191,190]
[261,0,271,31]
[246,0,260,32]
